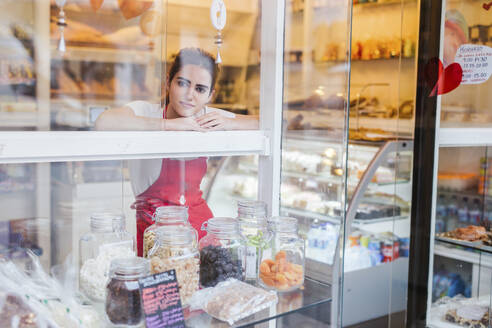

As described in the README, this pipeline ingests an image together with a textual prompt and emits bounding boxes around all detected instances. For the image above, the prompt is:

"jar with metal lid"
[259,217,304,292]
[237,200,272,283]
[79,212,135,302]
[148,226,199,307]
[105,256,149,327]
[143,206,197,257]
[198,217,245,287]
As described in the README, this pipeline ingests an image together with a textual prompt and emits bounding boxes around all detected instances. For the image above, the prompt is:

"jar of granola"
[143,206,197,257]
[148,226,199,307]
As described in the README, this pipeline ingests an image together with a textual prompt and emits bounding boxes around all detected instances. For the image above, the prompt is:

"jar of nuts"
[148,225,199,307]
[143,206,197,257]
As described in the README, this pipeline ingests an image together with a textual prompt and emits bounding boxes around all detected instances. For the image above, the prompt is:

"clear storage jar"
[148,226,199,307]
[79,213,135,302]
[105,256,149,327]
[143,206,197,257]
[259,217,305,292]
[198,217,245,287]
[237,200,271,283]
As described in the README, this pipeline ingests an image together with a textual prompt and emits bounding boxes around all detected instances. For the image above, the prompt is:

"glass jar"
[79,212,135,302]
[143,206,197,257]
[105,256,149,327]
[148,226,199,307]
[237,200,271,283]
[259,217,305,292]
[198,217,245,287]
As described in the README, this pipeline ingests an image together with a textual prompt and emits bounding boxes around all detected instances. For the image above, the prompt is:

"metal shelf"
[435,235,492,255]
[439,128,492,147]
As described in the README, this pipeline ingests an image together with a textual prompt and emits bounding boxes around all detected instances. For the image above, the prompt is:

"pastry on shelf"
[348,127,393,141]
[437,172,478,191]
[442,225,487,242]
[50,18,109,45]
[445,305,490,328]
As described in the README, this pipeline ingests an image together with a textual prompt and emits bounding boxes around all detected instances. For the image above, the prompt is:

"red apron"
[132,108,213,256]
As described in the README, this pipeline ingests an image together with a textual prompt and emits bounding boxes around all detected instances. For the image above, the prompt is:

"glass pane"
[342,0,418,326]
[440,1,492,128]
[281,0,351,326]
[429,146,492,326]
[0,0,260,132]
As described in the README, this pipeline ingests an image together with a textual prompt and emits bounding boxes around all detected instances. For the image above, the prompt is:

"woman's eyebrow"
[196,84,210,90]
[176,77,209,90]
[176,77,191,84]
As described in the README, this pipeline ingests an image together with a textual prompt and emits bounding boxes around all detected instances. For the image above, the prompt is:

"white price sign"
[454,44,492,85]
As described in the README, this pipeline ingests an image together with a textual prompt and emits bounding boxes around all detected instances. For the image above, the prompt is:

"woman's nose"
[185,86,194,99]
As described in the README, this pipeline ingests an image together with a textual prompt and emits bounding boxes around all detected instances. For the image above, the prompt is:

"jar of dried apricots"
[259,217,304,292]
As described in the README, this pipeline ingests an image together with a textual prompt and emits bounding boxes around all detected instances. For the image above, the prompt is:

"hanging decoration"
[55,0,67,52]
[140,10,161,38]
[90,0,104,12]
[118,0,154,20]
[210,0,227,64]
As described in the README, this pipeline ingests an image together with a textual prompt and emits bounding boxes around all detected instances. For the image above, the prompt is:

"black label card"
[138,269,185,328]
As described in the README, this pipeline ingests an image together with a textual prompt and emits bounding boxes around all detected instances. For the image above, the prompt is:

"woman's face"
[166,64,214,117]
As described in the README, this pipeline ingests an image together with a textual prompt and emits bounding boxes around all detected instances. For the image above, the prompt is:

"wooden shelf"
[50,44,157,64]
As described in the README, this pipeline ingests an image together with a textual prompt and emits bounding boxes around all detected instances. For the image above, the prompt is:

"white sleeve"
[205,106,236,118]
[125,101,162,118]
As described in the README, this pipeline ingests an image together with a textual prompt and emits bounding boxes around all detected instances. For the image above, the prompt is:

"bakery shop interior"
[0,0,491,327]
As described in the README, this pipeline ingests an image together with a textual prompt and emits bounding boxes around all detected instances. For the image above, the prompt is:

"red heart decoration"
[431,63,463,96]
[424,57,442,91]
[483,2,492,10]
[425,58,463,96]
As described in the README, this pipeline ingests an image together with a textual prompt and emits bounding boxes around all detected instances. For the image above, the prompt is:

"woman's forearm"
[231,114,259,130]
[95,107,165,131]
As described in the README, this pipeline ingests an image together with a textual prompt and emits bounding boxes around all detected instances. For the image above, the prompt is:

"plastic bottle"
[468,198,482,226]
[435,194,446,233]
[446,195,459,231]
[457,197,470,227]
[447,195,458,217]
[319,224,330,263]
[306,224,318,259]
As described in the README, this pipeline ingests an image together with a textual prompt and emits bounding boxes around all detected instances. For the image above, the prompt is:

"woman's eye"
[177,80,188,87]
[196,86,207,94]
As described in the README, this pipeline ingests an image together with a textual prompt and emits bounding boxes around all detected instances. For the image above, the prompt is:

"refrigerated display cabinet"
[0,0,415,327]
[408,0,492,327]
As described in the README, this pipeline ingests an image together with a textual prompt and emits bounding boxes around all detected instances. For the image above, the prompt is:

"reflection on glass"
[95,48,258,132]
[0,1,261,131]
[440,2,492,128]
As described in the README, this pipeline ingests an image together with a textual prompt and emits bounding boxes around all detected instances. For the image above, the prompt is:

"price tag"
[454,44,492,85]
[139,269,185,328]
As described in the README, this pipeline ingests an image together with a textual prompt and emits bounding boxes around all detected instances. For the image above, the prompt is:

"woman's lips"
[180,102,195,109]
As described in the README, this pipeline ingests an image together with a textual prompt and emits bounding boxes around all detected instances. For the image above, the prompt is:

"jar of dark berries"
[198,217,246,287]
[105,256,149,327]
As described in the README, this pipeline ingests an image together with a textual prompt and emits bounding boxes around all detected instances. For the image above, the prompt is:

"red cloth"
[132,107,213,256]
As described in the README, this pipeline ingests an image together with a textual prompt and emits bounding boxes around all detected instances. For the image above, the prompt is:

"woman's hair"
[167,48,220,94]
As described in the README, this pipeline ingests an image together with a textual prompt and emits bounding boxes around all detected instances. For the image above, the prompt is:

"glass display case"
[0,0,416,327]
[407,0,492,327]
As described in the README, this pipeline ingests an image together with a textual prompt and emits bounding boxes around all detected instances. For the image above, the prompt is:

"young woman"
[96,47,258,255]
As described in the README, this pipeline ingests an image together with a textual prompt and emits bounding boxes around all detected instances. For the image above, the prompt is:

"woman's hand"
[195,112,234,131]
[165,117,207,132]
